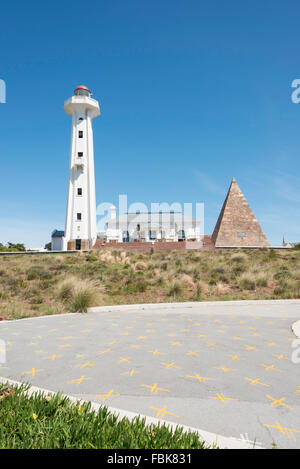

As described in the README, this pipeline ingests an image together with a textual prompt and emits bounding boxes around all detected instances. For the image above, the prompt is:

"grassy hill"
[0,248,299,320]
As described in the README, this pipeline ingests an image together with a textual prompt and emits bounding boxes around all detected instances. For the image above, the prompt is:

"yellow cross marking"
[138,336,147,340]
[29,342,38,346]
[245,377,269,387]
[245,345,257,351]
[97,349,112,355]
[161,362,180,369]
[125,326,133,329]
[264,421,300,440]
[233,336,243,341]
[206,342,216,347]
[120,332,129,336]
[80,329,92,333]
[75,362,94,369]
[48,329,58,332]
[266,395,293,409]
[161,318,167,322]
[217,329,225,333]
[171,341,182,346]
[187,350,198,356]
[248,327,256,331]
[214,366,235,372]
[141,383,170,394]
[229,355,243,361]
[280,329,289,333]
[146,329,155,333]
[58,344,71,348]
[266,321,274,325]
[119,357,130,363]
[96,389,120,402]
[148,349,164,355]
[186,374,215,383]
[149,405,179,419]
[272,353,289,360]
[146,322,153,326]
[181,329,189,333]
[208,393,237,403]
[194,322,201,326]
[121,368,138,376]
[107,340,118,345]
[197,334,206,338]
[252,332,260,336]
[167,333,176,337]
[44,354,59,361]
[130,344,141,349]
[266,342,277,347]
[21,368,43,377]
[295,386,300,395]
[67,375,91,384]
[260,364,282,372]
[59,336,73,340]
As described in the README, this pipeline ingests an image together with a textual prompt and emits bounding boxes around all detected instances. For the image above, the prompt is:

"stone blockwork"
[211,178,270,247]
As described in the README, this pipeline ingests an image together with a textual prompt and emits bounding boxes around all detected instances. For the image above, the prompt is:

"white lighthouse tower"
[62,85,100,251]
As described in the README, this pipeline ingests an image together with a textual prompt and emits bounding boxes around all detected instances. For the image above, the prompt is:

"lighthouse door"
[76,239,81,250]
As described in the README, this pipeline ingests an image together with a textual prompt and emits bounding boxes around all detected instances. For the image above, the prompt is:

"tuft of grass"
[239,274,256,291]
[167,281,183,297]
[72,288,97,313]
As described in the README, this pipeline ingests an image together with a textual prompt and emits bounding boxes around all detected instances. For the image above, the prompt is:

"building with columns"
[104,206,202,243]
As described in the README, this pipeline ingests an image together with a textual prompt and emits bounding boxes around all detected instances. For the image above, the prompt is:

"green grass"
[0,247,300,320]
[0,384,209,449]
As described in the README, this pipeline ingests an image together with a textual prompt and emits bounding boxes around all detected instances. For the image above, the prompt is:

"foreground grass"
[0,248,300,319]
[0,384,208,449]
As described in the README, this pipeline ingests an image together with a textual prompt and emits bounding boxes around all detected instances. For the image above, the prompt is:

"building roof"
[51,229,65,238]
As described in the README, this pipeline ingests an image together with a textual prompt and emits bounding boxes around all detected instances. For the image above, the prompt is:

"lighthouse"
[62,85,100,251]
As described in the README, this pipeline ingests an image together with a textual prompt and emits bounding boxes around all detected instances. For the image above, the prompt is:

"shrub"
[136,280,148,292]
[167,281,183,297]
[230,253,247,263]
[239,275,256,291]
[195,280,208,296]
[180,274,195,290]
[26,266,52,281]
[215,282,229,295]
[256,274,269,287]
[134,262,147,271]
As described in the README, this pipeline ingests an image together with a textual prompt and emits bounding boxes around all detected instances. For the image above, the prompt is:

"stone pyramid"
[211,178,270,247]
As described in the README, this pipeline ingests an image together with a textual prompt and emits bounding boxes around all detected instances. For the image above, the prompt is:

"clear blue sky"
[0,0,300,248]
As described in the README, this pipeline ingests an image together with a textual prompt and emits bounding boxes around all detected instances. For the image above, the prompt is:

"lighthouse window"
[78,152,83,157]
[77,213,82,221]
[78,131,83,138]
[77,188,82,196]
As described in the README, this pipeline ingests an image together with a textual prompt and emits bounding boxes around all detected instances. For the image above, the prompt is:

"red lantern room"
[74,85,92,97]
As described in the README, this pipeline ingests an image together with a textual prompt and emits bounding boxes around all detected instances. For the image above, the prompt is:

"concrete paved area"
[0,300,300,449]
